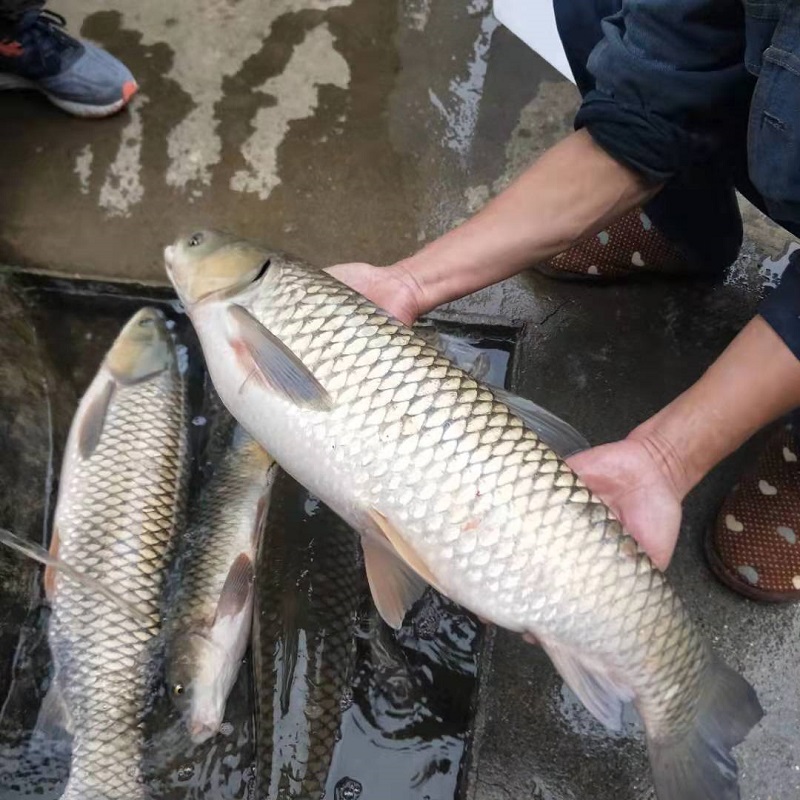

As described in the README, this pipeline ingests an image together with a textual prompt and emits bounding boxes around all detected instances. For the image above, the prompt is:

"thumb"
[616,486,682,571]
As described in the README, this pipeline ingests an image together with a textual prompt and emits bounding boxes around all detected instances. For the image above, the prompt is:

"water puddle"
[0,271,513,800]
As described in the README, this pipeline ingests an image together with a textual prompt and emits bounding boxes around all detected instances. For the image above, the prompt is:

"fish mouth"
[251,257,271,284]
[187,717,220,745]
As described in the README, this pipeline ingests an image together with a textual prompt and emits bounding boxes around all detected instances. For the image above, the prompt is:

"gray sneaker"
[0,9,138,117]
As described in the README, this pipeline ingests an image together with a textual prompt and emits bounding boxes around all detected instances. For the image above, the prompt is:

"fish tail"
[647,654,763,800]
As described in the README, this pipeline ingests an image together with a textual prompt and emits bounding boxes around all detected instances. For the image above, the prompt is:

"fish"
[39,306,189,800]
[252,470,363,799]
[165,414,277,744]
[165,230,763,800]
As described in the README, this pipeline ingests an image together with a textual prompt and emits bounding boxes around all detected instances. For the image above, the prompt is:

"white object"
[493,0,576,84]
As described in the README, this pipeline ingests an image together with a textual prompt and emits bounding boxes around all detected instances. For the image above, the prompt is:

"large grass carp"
[166,231,762,800]
[41,307,189,799]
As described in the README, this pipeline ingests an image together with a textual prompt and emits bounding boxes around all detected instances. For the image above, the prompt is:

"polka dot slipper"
[706,421,800,602]
[535,208,697,281]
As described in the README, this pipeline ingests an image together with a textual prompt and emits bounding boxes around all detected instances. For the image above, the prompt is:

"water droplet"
[165,318,176,330]
[339,686,354,711]
[219,721,234,736]
[304,494,320,516]
[176,344,189,374]
[192,415,207,427]
[334,777,362,800]
[305,702,324,720]
[177,765,195,781]
[414,603,442,639]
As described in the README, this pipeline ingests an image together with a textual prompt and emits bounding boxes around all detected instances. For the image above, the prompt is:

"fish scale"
[168,231,763,800]
[46,322,188,800]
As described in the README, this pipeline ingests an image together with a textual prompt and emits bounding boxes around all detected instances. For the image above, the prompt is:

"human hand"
[566,437,684,571]
[325,262,422,327]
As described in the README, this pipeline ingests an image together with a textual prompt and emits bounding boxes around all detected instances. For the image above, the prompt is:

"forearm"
[630,316,800,498]
[391,129,659,316]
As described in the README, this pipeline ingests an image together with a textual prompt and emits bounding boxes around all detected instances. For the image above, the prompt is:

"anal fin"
[538,636,633,731]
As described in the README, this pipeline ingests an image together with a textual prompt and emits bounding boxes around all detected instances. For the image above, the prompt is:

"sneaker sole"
[0,73,137,118]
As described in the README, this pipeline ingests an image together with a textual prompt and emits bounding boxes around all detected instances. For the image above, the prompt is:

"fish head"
[164,229,273,307]
[105,307,174,383]
[167,632,237,744]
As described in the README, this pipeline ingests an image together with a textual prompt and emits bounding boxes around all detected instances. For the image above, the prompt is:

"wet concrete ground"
[2,1,800,799]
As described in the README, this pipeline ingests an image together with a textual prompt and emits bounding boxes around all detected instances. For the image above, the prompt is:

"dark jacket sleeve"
[760,251,800,362]
[574,0,751,183]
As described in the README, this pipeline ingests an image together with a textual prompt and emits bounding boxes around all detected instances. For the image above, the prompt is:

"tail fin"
[648,655,763,800]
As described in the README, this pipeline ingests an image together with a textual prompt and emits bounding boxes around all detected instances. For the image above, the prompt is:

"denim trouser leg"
[553,0,745,274]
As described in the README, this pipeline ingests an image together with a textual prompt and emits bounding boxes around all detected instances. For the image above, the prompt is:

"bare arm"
[569,317,800,569]
[329,129,659,325]
[630,316,800,497]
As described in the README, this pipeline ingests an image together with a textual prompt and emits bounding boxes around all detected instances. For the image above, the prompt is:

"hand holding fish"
[325,262,421,327]
[566,439,682,571]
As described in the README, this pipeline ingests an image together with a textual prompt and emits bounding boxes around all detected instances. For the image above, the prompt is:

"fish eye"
[173,683,185,696]
[138,317,155,328]
[187,232,205,248]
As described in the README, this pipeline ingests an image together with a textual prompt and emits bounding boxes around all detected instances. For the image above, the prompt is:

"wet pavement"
[2,1,800,799]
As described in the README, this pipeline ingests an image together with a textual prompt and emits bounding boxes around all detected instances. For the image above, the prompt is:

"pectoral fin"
[43,525,61,602]
[34,681,74,739]
[77,376,115,459]
[227,304,332,411]
[493,387,590,458]
[0,526,150,623]
[214,553,254,622]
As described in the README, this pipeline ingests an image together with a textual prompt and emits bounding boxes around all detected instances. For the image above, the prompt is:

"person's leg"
[0,4,137,117]
[543,0,744,279]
